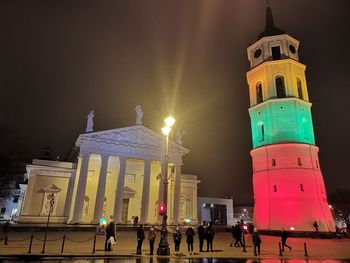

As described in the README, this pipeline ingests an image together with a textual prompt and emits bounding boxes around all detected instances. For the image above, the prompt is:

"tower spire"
[257,2,285,40]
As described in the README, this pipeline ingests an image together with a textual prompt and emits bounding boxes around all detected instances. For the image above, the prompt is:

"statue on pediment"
[175,129,183,145]
[135,105,143,125]
[86,111,94,133]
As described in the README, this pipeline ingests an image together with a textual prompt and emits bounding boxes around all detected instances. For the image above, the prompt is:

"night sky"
[1,0,350,204]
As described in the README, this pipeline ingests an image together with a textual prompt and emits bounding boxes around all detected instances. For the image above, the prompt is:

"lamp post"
[157,116,175,256]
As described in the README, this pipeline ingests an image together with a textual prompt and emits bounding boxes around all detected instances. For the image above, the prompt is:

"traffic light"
[159,204,166,216]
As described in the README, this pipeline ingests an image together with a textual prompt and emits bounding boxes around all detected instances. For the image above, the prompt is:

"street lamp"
[157,116,175,256]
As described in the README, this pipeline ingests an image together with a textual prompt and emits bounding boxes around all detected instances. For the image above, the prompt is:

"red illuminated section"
[251,143,335,231]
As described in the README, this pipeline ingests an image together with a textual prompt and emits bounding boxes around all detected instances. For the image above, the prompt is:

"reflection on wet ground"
[0,258,349,263]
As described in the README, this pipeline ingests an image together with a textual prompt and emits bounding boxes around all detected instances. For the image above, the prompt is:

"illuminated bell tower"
[247,5,335,231]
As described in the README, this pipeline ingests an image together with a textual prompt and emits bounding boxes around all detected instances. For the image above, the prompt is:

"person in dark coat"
[148,226,156,255]
[173,227,182,255]
[198,222,205,252]
[252,228,262,256]
[2,221,10,245]
[105,221,116,251]
[136,224,145,255]
[205,222,215,252]
[313,221,319,232]
[133,216,139,227]
[186,225,195,255]
[230,222,243,247]
[281,228,292,251]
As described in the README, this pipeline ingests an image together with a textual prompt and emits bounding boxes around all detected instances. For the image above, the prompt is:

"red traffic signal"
[159,204,166,216]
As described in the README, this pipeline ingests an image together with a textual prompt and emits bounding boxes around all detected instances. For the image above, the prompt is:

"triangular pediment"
[76,125,188,153]
[39,184,61,193]
[123,186,136,194]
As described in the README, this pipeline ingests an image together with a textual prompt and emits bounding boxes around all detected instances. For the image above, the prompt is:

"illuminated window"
[274,185,277,192]
[297,157,302,166]
[258,123,265,142]
[297,78,303,99]
[276,76,286,98]
[300,184,304,192]
[256,82,263,104]
[272,46,281,60]
[272,159,276,166]
[261,125,265,141]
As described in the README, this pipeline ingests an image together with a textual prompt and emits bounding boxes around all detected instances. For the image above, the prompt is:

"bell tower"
[247,4,335,231]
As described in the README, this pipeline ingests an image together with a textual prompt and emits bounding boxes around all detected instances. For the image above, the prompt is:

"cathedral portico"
[19,110,199,226]
[64,125,191,225]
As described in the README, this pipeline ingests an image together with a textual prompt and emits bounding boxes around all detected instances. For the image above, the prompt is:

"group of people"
[104,220,215,255]
[173,221,215,255]
[103,220,295,257]
[228,221,293,257]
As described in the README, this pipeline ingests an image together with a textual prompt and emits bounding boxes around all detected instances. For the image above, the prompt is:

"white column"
[157,162,165,222]
[113,156,127,223]
[173,164,181,224]
[92,154,109,223]
[140,159,151,224]
[192,183,198,224]
[72,151,90,223]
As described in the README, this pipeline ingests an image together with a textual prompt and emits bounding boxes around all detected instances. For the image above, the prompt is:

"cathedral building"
[247,5,335,231]
[19,109,200,225]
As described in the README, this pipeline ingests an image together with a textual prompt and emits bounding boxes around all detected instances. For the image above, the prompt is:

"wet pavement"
[1,230,350,261]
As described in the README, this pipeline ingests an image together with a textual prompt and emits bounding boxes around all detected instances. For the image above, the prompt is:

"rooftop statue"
[135,105,143,125]
[175,129,183,145]
[85,111,94,133]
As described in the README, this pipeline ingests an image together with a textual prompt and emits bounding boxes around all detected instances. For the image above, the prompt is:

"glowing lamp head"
[290,226,295,231]
[161,126,171,136]
[164,116,175,127]
[243,225,248,230]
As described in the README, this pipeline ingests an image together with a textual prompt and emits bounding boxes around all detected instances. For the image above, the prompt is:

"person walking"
[252,228,262,256]
[205,222,215,252]
[313,221,319,232]
[232,222,243,247]
[148,226,156,255]
[281,228,292,252]
[2,220,10,245]
[105,221,116,251]
[173,227,182,255]
[136,224,145,255]
[198,222,205,252]
[186,225,195,255]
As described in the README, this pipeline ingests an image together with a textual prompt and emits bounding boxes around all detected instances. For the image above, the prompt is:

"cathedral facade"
[19,123,199,225]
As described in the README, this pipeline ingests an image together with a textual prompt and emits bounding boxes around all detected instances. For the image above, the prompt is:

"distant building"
[197,197,234,226]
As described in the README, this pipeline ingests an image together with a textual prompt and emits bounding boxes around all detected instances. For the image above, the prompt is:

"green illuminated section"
[249,98,315,148]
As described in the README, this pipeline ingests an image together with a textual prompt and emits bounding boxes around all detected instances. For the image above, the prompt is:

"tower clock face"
[254,48,262,58]
[289,45,296,54]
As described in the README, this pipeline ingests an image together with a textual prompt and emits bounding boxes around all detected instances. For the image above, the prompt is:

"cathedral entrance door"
[121,198,129,224]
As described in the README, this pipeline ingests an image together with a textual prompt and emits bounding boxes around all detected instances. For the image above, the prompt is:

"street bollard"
[61,235,66,254]
[304,242,309,257]
[28,234,33,254]
[279,242,283,256]
[92,235,97,253]
[242,234,247,252]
